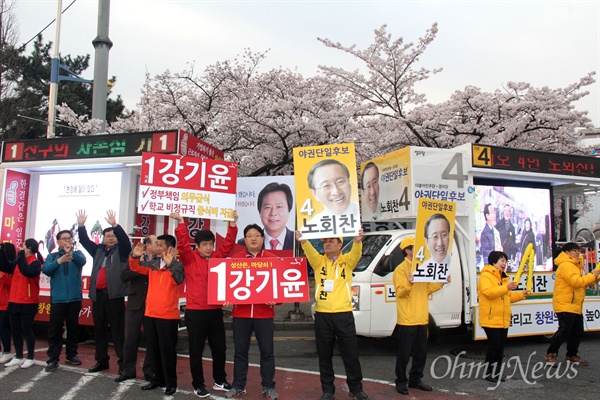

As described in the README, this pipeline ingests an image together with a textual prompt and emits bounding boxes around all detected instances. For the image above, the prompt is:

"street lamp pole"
[46,0,63,139]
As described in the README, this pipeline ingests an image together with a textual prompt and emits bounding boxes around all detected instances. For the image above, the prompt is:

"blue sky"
[12,0,600,126]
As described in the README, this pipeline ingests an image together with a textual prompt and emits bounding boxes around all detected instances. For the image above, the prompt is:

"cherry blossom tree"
[56,23,596,175]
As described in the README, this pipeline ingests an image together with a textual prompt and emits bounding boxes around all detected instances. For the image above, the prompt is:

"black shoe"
[484,375,498,383]
[165,387,177,396]
[114,375,135,383]
[408,382,433,391]
[142,383,161,391]
[396,386,409,395]
[88,363,109,373]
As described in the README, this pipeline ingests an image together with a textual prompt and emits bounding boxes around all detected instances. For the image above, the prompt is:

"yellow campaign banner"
[360,147,411,221]
[413,198,457,282]
[293,143,361,240]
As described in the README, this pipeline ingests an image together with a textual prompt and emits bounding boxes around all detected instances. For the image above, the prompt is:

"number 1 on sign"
[210,261,227,301]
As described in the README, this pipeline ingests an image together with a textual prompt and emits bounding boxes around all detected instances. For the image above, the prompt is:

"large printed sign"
[294,143,361,240]
[1,169,30,248]
[235,176,296,256]
[474,300,600,339]
[413,198,456,283]
[207,257,309,304]
[138,152,237,220]
[411,148,470,216]
[360,147,411,221]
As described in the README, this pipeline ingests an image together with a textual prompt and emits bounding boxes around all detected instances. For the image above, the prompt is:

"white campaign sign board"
[410,148,471,217]
[474,300,600,339]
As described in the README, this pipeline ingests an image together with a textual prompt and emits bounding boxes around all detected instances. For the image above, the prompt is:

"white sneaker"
[21,359,35,369]
[5,357,24,367]
[0,352,14,363]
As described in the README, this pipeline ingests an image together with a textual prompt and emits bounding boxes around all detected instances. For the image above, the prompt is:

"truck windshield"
[345,234,392,273]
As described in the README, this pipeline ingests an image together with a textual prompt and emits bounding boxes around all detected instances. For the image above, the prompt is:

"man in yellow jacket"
[296,229,371,400]
[394,237,450,395]
[544,242,600,367]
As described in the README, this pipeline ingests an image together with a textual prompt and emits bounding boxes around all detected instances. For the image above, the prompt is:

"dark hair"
[524,217,532,231]
[401,246,413,257]
[56,230,72,241]
[157,234,176,248]
[424,213,450,238]
[483,203,493,218]
[360,162,379,189]
[0,242,17,268]
[194,230,216,245]
[257,182,293,212]
[243,224,264,238]
[24,238,45,263]
[561,242,580,253]
[143,235,155,245]
[488,251,508,265]
[102,227,115,236]
[307,159,350,189]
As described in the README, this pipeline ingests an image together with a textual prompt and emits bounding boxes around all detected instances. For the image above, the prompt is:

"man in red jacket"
[171,211,238,398]
[226,224,278,400]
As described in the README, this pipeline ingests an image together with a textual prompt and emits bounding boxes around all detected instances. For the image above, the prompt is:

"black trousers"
[186,308,227,389]
[47,301,81,362]
[231,317,275,390]
[395,324,427,387]
[0,310,10,353]
[92,291,125,367]
[121,306,153,379]
[9,307,37,359]
[547,312,584,357]
[145,316,179,388]
[483,327,508,377]
[314,311,363,394]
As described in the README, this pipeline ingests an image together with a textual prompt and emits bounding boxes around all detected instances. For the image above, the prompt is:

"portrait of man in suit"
[237,182,294,250]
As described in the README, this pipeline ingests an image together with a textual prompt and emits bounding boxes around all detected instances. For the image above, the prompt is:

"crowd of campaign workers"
[0,209,598,399]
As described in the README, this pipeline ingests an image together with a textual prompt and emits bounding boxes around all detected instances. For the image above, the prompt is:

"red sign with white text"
[207,257,309,304]
[138,152,238,220]
[1,169,31,248]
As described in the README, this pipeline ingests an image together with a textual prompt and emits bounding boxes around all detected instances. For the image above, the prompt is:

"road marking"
[59,374,96,400]
[14,364,49,392]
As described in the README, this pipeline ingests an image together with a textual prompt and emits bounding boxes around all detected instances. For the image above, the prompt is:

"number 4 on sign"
[300,198,314,216]
[415,246,425,262]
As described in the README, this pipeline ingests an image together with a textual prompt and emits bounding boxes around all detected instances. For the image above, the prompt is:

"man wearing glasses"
[76,209,132,374]
[544,242,600,367]
[303,159,360,234]
[42,230,86,372]
[421,213,452,270]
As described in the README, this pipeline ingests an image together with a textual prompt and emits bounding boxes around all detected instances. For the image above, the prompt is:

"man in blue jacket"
[42,229,86,372]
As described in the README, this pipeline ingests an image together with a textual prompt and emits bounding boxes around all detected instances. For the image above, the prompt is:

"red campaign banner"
[1,169,30,247]
[207,257,309,305]
[179,130,225,160]
[140,152,237,193]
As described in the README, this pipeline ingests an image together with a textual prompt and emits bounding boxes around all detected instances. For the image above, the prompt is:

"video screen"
[32,171,123,276]
[473,181,553,272]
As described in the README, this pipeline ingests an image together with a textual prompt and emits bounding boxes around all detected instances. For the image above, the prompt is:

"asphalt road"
[0,324,598,399]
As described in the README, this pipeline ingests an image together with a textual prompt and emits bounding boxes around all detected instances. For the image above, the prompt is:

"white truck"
[350,144,600,339]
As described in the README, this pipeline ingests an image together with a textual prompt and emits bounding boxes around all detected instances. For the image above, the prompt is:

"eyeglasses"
[104,234,116,238]
[315,178,349,192]
[569,249,581,253]
[245,234,262,239]
[59,237,72,241]
[427,232,449,242]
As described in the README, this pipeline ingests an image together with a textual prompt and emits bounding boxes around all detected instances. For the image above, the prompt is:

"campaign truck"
[351,143,600,339]
[0,129,224,334]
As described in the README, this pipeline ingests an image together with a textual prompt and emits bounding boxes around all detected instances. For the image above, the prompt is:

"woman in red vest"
[2,239,43,369]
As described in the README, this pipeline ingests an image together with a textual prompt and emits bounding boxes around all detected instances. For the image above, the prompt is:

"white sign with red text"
[138,152,238,220]
[207,257,309,304]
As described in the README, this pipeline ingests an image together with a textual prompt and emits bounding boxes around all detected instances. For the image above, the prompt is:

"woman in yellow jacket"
[478,251,529,383]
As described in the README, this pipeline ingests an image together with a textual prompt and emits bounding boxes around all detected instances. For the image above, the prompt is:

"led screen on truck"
[473,183,553,273]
